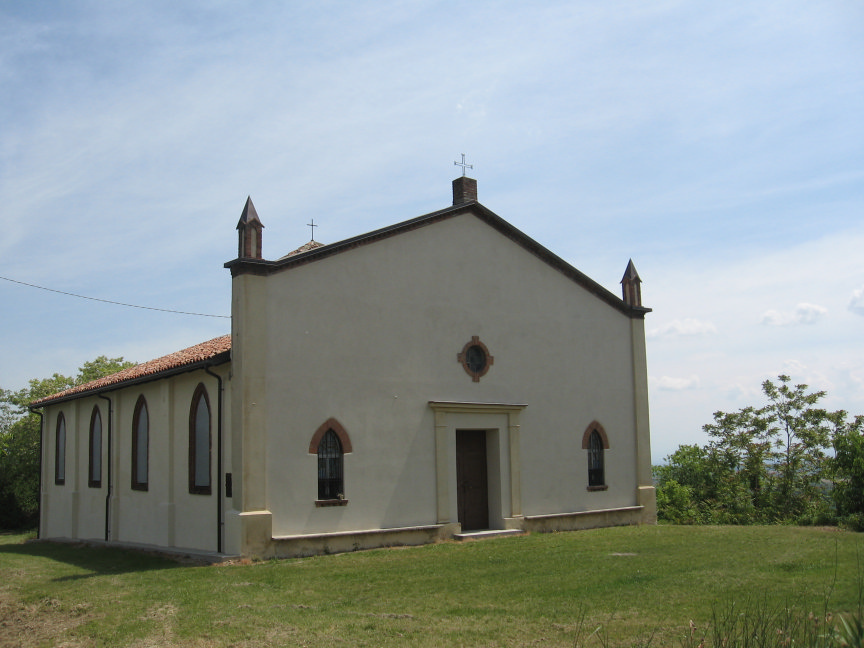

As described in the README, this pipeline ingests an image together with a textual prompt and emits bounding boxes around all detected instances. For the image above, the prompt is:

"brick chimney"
[452,176,478,205]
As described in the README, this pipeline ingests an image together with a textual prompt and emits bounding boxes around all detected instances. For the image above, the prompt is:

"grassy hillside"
[1,526,861,647]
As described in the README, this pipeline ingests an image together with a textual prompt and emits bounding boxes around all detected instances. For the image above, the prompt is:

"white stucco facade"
[39,363,231,554]
[36,178,655,558]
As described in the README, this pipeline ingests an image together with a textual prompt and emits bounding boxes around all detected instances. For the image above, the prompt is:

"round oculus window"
[457,336,494,382]
[465,345,487,373]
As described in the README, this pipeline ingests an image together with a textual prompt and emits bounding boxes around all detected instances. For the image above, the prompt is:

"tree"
[0,356,134,529]
[761,376,834,520]
[655,375,847,526]
[703,406,775,518]
[830,414,864,527]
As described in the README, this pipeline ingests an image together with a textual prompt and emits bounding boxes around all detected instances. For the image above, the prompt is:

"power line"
[0,275,231,319]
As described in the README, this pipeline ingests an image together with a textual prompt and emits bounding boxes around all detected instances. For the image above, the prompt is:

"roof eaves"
[225,202,471,276]
[225,200,647,318]
[30,350,231,409]
[468,206,648,318]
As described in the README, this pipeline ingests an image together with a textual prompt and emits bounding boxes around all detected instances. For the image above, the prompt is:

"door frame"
[429,401,526,529]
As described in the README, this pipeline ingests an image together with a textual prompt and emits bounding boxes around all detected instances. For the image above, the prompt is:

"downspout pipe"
[29,408,44,539]
[204,366,224,554]
[98,394,112,542]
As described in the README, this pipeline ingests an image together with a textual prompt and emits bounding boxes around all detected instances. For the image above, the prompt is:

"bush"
[839,513,864,532]
[656,479,700,524]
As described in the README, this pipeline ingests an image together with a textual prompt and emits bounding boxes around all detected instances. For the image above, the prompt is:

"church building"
[32,174,656,558]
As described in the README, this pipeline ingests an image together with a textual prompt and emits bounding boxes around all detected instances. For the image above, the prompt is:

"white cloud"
[777,361,834,393]
[648,318,717,338]
[724,382,753,402]
[848,286,864,316]
[1,1,863,466]
[653,375,701,391]
[831,363,864,405]
[760,303,827,326]
[781,359,809,376]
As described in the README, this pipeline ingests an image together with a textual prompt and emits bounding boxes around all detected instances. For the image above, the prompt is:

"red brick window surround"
[88,405,102,488]
[132,395,149,492]
[308,418,353,454]
[55,412,66,486]
[309,418,352,506]
[457,336,494,382]
[188,383,212,495]
[581,421,609,491]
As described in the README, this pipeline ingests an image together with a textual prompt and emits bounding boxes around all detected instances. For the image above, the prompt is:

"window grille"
[317,429,343,500]
[588,430,605,487]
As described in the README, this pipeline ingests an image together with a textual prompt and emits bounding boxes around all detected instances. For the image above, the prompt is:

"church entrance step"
[453,529,525,542]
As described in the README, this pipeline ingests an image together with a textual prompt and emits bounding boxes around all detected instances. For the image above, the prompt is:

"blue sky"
[1,1,862,461]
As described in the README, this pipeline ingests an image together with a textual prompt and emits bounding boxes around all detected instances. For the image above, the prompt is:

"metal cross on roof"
[308,219,318,241]
[454,154,473,177]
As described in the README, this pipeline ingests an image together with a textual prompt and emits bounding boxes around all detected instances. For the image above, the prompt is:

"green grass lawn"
[1,525,862,647]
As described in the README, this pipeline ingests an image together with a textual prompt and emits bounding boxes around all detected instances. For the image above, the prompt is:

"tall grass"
[579,545,864,648]
[570,600,864,647]
[2,526,864,647]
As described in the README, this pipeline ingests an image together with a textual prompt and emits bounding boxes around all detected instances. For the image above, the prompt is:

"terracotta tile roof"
[280,240,325,259]
[32,334,231,407]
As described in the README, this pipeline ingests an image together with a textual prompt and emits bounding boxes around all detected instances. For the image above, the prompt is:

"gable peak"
[452,176,477,205]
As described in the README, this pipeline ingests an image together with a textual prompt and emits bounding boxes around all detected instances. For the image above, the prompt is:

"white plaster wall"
[40,365,231,554]
[41,403,77,539]
[113,380,171,547]
[253,212,643,536]
[171,369,230,553]
[75,398,107,541]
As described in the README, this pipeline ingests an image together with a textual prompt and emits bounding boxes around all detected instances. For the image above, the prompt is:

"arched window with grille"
[89,406,102,488]
[189,383,211,495]
[309,418,353,504]
[55,412,66,485]
[317,430,343,500]
[582,421,609,490]
[588,431,604,487]
[132,396,149,491]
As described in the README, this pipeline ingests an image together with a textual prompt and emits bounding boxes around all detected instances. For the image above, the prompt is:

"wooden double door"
[456,430,489,531]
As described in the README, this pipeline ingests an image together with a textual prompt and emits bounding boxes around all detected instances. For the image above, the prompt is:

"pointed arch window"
[309,418,352,505]
[318,431,343,500]
[55,413,66,485]
[582,421,609,491]
[189,384,211,495]
[89,406,102,488]
[588,431,604,487]
[132,396,149,491]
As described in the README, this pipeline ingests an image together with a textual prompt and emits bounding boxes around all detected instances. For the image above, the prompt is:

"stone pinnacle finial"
[237,196,264,260]
[621,259,643,307]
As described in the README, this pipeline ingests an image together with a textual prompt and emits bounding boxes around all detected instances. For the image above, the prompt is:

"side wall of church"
[244,212,648,539]
[40,365,232,553]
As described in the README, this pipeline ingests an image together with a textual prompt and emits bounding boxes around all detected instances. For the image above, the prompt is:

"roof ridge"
[280,239,326,259]
[32,334,231,407]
